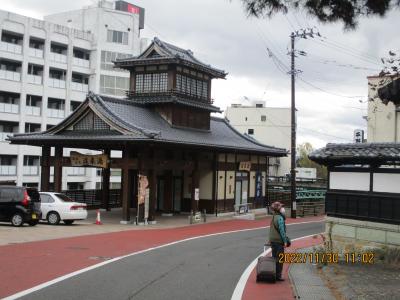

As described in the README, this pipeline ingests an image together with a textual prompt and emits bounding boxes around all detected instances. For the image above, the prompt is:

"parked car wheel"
[28,220,39,226]
[64,220,74,225]
[11,213,24,227]
[47,212,60,225]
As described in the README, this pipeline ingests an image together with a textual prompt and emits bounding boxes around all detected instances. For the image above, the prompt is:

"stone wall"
[326,217,400,252]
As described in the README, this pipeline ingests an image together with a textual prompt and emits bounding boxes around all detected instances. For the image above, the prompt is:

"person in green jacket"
[269,201,291,281]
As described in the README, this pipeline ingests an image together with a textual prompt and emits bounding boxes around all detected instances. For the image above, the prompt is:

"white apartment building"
[225,100,291,176]
[367,75,400,142]
[0,0,145,189]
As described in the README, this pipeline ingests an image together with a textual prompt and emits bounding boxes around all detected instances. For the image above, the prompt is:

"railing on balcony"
[48,78,66,89]
[27,74,42,85]
[47,108,65,118]
[26,106,41,116]
[0,42,22,54]
[71,81,89,92]
[0,165,17,176]
[66,167,86,176]
[28,48,43,58]
[23,166,39,175]
[0,70,21,81]
[0,103,19,114]
[0,132,13,142]
[49,52,67,63]
[73,57,90,68]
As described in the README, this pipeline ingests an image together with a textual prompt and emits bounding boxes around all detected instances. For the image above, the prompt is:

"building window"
[256,103,264,108]
[175,74,208,99]
[100,51,131,71]
[261,115,266,122]
[248,129,254,135]
[100,75,129,96]
[135,73,168,93]
[107,30,128,45]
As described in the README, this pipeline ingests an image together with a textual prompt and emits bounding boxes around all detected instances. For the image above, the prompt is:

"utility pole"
[290,32,297,219]
[289,28,320,219]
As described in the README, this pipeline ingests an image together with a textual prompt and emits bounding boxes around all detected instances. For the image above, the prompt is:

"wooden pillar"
[121,148,131,223]
[40,146,50,192]
[102,149,111,211]
[164,170,173,213]
[212,152,217,216]
[54,146,63,192]
[148,168,157,221]
[191,157,200,213]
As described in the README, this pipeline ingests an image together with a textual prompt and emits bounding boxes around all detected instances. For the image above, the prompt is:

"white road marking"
[3,219,324,300]
[230,232,324,300]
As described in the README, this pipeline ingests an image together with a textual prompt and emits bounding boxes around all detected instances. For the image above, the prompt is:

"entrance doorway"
[235,172,249,206]
[156,176,183,212]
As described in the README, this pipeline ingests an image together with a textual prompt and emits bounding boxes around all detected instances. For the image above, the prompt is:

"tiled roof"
[9,93,287,156]
[126,94,221,112]
[309,143,400,165]
[115,37,227,78]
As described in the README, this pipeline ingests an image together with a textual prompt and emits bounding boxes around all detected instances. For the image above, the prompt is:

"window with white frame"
[107,30,128,45]
[100,51,131,71]
[100,75,129,96]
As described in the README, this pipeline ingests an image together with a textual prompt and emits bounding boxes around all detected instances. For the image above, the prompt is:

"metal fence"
[63,189,121,209]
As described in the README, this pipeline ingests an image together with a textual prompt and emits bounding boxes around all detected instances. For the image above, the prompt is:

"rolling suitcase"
[256,246,276,283]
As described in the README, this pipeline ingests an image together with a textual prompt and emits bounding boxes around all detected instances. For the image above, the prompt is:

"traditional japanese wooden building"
[9,38,287,223]
[309,142,400,250]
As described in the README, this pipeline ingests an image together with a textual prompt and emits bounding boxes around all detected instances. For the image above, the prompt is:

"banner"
[255,171,262,202]
[70,151,108,168]
[138,175,149,205]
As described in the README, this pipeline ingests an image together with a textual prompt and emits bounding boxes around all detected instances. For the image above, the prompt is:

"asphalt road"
[19,221,324,300]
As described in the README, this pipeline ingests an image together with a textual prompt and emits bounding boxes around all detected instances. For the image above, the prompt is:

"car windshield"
[55,193,74,202]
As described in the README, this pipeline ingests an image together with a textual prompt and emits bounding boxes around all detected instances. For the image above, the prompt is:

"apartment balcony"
[0,132,13,142]
[47,108,65,118]
[67,167,86,176]
[27,74,42,85]
[0,41,22,55]
[26,105,41,116]
[48,78,66,89]
[71,81,89,92]
[0,165,17,176]
[73,57,90,68]
[23,166,39,176]
[28,48,43,58]
[49,52,67,64]
[0,103,19,114]
[0,70,21,82]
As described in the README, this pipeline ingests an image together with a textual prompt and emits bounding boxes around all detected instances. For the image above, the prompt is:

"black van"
[0,186,42,226]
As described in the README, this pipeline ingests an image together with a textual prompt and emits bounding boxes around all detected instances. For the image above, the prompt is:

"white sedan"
[39,192,88,225]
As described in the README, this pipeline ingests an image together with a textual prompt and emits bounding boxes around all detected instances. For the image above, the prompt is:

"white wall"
[373,173,400,193]
[330,172,370,191]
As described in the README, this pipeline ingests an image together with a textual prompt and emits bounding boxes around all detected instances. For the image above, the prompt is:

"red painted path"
[242,235,324,300]
[0,216,323,298]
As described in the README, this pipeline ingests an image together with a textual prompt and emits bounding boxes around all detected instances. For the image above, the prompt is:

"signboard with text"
[70,151,108,168]
[239,161,252,172]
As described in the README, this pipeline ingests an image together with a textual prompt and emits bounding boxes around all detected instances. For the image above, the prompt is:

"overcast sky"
[2,0,399,148]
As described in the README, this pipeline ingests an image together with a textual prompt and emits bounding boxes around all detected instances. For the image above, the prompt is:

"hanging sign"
[138,175,149,205]
[239,161,252,172]
[70,151,108,168]
[255,171,262,200]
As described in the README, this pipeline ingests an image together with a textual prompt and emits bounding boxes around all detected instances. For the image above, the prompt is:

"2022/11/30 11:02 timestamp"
[278,252,375,264]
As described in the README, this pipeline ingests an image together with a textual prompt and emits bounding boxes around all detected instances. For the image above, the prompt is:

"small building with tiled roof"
[9,38,286,223]
[309,142,400,251]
